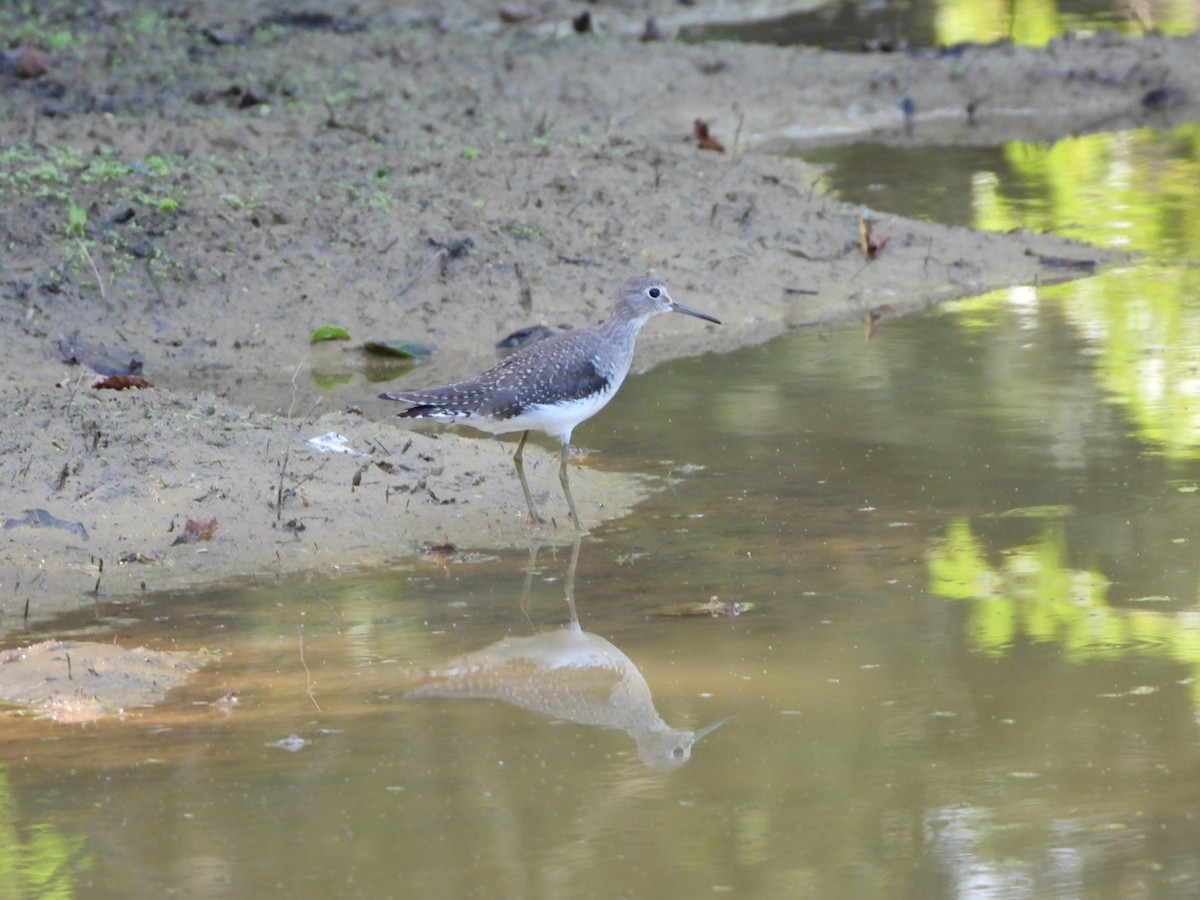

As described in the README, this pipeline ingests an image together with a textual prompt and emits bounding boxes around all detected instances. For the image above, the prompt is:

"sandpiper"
[379,276,721,529]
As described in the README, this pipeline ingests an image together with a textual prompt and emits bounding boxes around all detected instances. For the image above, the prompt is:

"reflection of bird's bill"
[694,710,737,742]
[670,300,722,325]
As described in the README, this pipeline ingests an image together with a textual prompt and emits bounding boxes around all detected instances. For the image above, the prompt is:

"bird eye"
[648,287,661,299]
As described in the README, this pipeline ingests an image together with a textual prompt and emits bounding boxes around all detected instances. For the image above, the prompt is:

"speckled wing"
[380,331,610,422]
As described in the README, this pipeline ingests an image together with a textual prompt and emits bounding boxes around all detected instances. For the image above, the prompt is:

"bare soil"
[3,1,1196,708]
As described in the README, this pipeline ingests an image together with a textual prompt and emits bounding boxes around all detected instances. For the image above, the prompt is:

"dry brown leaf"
[56,372,153,390]
[858,217,891,259]
[692,118,725,153]
[172,517,219,546]
[93,374,154,390]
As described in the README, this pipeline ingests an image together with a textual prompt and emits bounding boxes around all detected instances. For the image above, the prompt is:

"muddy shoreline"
[5,1,1191,642]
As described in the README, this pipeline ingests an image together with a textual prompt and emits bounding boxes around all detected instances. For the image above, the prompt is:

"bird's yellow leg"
[512,431,544,524]
[559,439,584,531]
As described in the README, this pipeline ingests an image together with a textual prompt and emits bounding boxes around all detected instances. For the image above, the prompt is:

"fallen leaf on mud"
[858,216,890,259]
[172,517,218,545]
[3,508,88,540]
[56,372,153,390]
[362,339,435,358]
[310,325,351,344]
[101,374,152,390]
[58,337,143,375]
[692,119,725,152]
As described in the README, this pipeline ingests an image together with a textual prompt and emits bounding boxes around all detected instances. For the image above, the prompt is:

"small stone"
[498,4,535,24]
[9,46,53,78]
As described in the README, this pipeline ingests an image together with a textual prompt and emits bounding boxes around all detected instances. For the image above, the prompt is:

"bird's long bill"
[670,300,722,325]
[694,710,738,742]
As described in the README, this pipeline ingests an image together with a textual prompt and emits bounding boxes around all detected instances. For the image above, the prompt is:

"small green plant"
[461,147,478,161]
[509,224,542,240]
[65,201,87,238]
[131,11,161,36]
[367,191,394,210]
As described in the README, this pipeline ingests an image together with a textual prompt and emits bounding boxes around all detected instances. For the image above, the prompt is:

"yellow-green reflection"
[948,123,1200,458]
[934,0,1197,46]
[975,125,1200,258]
[929,517,1200,700]
[0,766,89,897]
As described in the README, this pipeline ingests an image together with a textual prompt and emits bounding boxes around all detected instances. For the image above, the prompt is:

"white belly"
[489,383,618,442]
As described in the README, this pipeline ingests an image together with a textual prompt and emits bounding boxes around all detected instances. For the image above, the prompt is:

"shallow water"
[7,293,1200,895]
[681,0,1198,49]
[6,112,1200,900]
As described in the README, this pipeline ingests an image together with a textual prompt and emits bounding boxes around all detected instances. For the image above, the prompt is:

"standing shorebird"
[379,276,720,530]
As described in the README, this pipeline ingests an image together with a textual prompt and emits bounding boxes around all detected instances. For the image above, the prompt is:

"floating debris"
[653,597,755,618]
[271,734,309,752]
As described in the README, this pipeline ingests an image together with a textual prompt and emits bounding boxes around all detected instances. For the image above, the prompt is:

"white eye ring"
[648,287,661,299]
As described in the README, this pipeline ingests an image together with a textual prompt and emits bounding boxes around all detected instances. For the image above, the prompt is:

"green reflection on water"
[687,0,1197,49]
[954,124,1200,459]
[0,766,89,897]
[974,124,1200,260]
[929,515,1200,700]
[934,0,1197,45]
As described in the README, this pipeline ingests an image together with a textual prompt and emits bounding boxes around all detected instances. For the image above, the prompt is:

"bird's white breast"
[502,379,620,441]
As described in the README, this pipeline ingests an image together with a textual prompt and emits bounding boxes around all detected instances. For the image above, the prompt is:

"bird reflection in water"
[404,538,732,770]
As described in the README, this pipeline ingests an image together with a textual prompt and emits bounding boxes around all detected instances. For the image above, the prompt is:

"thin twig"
[276,363,304,521]
[76,238,107,302]
[299,629,320,712]
[395,247,447,299]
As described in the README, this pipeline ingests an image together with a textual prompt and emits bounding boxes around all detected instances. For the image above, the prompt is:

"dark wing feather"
[380,329,610,418]
[481,358,609,420]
